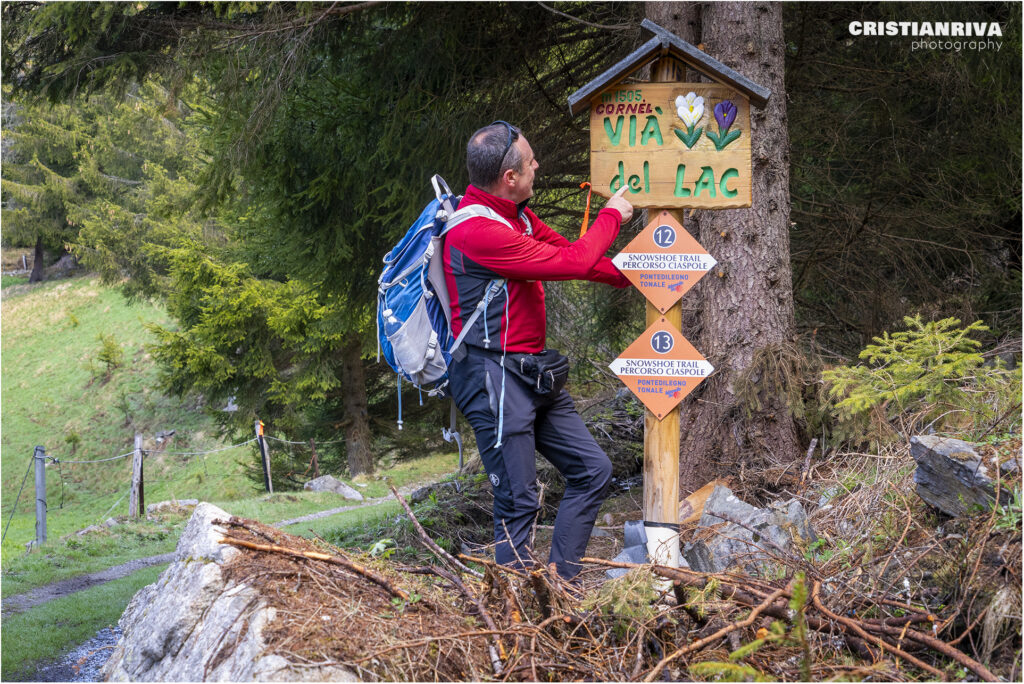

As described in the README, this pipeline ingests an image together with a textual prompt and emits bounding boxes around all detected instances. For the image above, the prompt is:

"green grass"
[1,275,460,558]
[1,563,167,680]
[350,451,460,498]
[2,468,453,600]
[1,275,252,556]
[210,490,366,523]
[1,274,29,289]
[1,514,188,599]
[285,500,402,539]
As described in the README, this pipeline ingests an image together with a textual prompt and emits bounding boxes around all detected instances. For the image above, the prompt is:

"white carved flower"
[675,92,704,128]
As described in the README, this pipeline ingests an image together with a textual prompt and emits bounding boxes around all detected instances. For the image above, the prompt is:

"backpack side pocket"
[386,296,448,385]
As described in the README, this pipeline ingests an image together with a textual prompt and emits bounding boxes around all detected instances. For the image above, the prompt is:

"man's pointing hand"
[604,184,634,223]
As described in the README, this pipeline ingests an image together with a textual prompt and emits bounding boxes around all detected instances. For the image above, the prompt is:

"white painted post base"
[644,522,680,568]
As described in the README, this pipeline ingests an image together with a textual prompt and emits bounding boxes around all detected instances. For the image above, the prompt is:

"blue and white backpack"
[376,175,513,464]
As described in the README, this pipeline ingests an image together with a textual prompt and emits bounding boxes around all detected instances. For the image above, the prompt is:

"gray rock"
[607,545,650,579]
[102,502,357,681]
[623,520,647,549]
[43,254,79,279]
[146,499,199,514]
[1000,458,1020,476]
[816,485,845,508]
[682,540,718,573]
[698,485,761,527]
[303,474,364,501]
[409,480,457,504]
[77,525,103,536]
[154,430,177,443]
[104,518,120,528]
[910,435,1010,517]
[696,486,817,575]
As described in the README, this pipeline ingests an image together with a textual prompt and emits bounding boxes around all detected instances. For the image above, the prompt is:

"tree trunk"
[647,2,802,493]
[340,334,374,477]
[29,235,44,283]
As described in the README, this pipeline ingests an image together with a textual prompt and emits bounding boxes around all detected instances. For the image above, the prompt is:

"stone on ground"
[304,474,364,501]
[692,485,816,574]
[910,435,1011,517]
[102,502,357,681]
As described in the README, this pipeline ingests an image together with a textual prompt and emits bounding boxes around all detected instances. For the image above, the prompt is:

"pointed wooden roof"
[567,19,771,116]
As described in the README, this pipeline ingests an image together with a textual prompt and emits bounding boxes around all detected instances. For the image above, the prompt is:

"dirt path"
[2,553,176,615]
[271,498,384,527]
[271,482,431,528]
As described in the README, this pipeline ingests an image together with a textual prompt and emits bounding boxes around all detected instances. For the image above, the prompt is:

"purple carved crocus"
[714,100,737,132]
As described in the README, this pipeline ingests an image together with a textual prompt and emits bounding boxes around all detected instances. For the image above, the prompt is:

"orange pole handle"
[579,182,593,238]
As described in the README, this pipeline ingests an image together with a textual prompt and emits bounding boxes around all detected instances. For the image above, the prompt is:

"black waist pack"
[504,349,570,399]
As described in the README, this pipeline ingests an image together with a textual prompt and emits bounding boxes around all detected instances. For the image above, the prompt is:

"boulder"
[681,540,717,573]
[696,486,817,575]
[910,435,1011,517]
[409,480,458,504]
[101,502,357,681]
[43,253,79,279]
[304,474,364,501]
[146,499,199,515]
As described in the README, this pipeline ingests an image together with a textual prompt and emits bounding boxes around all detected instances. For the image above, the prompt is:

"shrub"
[95,332,124,377]
[822,316,1021,445]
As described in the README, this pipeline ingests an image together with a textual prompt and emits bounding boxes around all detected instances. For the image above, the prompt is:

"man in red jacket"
[443,121,633,580]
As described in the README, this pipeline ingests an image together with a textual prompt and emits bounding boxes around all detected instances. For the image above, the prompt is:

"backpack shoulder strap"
[449,278,506,358]
[443,204,515,234]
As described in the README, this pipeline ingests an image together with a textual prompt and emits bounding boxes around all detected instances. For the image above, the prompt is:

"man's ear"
[500,167,517,188]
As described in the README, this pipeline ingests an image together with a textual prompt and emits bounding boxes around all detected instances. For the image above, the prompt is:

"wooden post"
[642,56,685,567]
[256,420,273,494]
[33,446,46,546]
[309,439,320,480]
[129,433,144,517]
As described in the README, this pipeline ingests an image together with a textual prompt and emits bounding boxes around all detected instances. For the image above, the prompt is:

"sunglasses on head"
[490,120,520,174]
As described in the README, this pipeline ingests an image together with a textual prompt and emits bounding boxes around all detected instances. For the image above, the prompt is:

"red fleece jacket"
[443,184,630,353]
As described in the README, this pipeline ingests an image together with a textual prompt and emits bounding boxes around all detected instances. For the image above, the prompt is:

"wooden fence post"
[129,433,144,517]
[34,446,46,546]
[309,439,320,480]
[256,420,273,494]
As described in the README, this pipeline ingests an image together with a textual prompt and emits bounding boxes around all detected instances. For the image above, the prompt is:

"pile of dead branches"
[211,478,1017,682]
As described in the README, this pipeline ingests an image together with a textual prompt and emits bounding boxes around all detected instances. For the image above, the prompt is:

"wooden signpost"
[569,19,770,568]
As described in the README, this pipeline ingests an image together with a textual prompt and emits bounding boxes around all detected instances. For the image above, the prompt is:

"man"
[443,121,634,580]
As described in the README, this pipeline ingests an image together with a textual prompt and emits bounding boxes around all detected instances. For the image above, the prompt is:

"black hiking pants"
[449,347,613,580]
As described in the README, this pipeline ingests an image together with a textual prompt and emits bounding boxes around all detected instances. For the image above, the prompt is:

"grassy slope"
[1,275,461,678]
[1,275,256,555]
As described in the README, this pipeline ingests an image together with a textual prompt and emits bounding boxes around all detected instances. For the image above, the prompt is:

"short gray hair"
[466,122,523,188]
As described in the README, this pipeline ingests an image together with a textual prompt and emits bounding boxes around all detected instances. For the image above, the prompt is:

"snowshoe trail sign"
[609,317,714,419]
[612,211,717,313]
